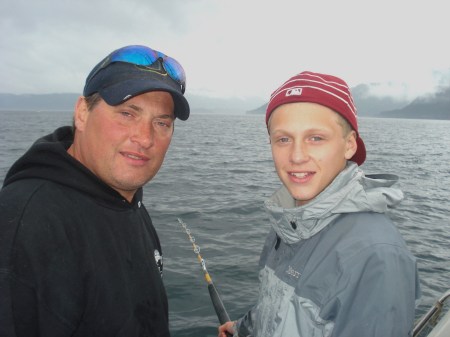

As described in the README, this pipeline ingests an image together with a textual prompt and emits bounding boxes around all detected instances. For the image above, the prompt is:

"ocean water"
[1,110,449,336]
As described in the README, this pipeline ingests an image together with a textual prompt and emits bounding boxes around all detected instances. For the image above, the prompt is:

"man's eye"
[120,111,133,117]
[155,120,173,129]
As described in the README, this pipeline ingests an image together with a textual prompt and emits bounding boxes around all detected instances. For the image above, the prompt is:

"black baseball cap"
[83,45,190,120]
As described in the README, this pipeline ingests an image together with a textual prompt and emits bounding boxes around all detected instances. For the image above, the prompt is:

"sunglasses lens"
[105,45,186,91]
[163,57,186,86]
[110,45,158,65]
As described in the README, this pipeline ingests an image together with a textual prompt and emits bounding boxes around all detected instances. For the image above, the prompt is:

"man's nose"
[131,122,154,149]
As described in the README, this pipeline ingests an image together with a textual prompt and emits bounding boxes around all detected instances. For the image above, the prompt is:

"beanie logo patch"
[286,87,303,97]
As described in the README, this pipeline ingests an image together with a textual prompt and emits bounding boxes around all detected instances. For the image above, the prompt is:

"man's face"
[268,102,357,206]
[69,91,175,201]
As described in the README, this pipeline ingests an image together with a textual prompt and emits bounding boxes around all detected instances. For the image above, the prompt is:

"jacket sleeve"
[235,308,256,337]
[329,244,420,337]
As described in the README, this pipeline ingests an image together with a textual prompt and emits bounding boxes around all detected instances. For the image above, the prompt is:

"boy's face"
[268,102,357,206]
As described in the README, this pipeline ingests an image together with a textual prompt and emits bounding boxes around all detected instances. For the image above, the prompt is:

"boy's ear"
[344,130,358,160]
[73,96,89,132]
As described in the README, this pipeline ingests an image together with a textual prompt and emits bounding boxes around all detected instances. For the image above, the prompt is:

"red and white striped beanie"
[265,71,366,166]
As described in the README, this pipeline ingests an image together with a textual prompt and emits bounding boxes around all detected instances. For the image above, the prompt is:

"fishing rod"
[178,218,233,335]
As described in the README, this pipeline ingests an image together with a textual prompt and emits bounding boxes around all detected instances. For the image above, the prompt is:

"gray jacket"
[236,163,421,337]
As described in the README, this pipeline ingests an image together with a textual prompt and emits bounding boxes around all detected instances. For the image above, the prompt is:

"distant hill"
[2,86,449,120]
[351,84,409,117]
[247,102,268,115]
[185,94,264,113]
[246,84,450,120]
[377,86,450,119]
[0,93,78,111]
[0,92,264,114]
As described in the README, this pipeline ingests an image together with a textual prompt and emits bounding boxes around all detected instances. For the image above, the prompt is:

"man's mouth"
[122,152,148,161]
[126,154,144,160]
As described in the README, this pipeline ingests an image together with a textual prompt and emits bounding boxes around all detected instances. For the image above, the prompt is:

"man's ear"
[344,130,358,160]
[73,96,89,132]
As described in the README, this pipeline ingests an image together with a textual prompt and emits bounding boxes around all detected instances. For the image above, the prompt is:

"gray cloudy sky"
[1,0,449,100]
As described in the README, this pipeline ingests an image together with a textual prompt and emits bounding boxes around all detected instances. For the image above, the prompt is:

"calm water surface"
[1,111,449,336]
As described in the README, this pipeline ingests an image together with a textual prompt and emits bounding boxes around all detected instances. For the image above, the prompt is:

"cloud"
[1,0,449,100]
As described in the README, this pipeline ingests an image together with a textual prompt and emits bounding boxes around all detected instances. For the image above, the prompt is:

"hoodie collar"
[4,126,143,209]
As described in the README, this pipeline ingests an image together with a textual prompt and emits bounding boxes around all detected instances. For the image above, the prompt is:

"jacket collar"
[264,163,404,244]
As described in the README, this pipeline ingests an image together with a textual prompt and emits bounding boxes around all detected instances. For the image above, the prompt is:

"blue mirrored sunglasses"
[88,45,186,93]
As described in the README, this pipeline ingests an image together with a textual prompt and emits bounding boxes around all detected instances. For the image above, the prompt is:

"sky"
[1,0,450,102]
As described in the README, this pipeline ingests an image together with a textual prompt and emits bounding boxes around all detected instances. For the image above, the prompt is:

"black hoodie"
[0,126,170,337]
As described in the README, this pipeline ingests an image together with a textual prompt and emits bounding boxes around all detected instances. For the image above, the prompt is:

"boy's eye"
[272,136,289,143]
[310,136,323,142]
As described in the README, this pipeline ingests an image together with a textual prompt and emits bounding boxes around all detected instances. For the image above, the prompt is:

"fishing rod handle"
[208,283,231,324]
[208,284,233,337]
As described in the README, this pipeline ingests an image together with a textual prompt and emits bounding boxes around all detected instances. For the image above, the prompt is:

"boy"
[219,71,420,337]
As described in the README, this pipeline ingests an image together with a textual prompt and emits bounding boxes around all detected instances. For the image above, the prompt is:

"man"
[219,71,421,337]
[0,45,189,336]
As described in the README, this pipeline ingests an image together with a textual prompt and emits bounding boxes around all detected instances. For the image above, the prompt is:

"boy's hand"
[218,321,236,337]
